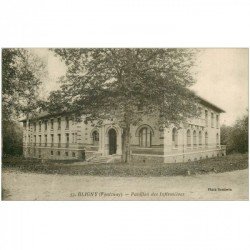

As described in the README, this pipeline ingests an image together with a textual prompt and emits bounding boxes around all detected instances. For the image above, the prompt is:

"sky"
[33,48,248,126]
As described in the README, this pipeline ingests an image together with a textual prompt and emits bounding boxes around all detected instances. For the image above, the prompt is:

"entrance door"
[108,128,117,155]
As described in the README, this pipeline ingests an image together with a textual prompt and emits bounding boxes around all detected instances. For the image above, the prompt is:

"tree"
[48,49,199,162]
[2,48,46,121]
[221,113,248,154]
[2,49,46,156]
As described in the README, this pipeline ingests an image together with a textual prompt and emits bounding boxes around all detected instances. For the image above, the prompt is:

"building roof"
[20,95,225,122]
[197,96,225,113]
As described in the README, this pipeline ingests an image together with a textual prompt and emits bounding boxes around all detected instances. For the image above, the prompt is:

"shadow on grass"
[2,153,248,178]
[2,188,11,200]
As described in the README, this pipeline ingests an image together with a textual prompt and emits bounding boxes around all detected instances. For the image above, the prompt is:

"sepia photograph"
[1,48,248,201]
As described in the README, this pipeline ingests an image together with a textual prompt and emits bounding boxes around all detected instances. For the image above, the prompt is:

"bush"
[221,113,248,154]
[2,121,23,156]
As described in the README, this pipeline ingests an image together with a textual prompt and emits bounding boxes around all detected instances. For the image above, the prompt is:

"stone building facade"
[21,97,226,163]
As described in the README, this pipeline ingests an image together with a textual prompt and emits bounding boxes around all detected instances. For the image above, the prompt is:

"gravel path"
[2,169,248,200]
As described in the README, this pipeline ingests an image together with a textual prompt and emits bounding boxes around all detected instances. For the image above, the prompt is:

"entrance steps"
[87,154,121,164]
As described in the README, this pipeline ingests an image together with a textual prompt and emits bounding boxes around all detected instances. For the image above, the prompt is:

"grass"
[2,153,248,177]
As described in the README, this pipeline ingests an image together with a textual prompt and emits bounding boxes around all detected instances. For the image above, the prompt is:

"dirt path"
[2,169,248,200]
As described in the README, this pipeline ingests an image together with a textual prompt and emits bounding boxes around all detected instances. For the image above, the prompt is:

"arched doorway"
[108,128,117,155]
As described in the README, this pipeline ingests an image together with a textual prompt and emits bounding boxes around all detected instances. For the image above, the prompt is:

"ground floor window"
[51,150,53,156]
[193,130,197,147]
[199,131,202,146]
[187,130,191,147]
[172,128,178,147]
[92,130,99,146]
[139,127,152,147]
[216,133,219,145]
[205,132,208,146]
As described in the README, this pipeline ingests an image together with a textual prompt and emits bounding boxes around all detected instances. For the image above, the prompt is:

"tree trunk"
[122,123,131,163]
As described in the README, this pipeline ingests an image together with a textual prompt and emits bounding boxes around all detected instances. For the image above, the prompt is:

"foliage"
[221,113,248,154]
[2,120,23,156]
[2,48,46,121]
[48,49,199,162]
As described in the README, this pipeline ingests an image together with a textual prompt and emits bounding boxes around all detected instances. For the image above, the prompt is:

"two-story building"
[21,96,226,163]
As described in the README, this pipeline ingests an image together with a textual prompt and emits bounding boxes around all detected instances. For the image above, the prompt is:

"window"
[172,128,178,148]
[45,135,47,146]
[58,134,61,147]
[58,117,61,130]
[51,119,54,130]
[72,152,76,157]
[57,151,60,156]
[92,131,99,146]
[193,130,197,147]
[211,113,214,128]
[39,135,41,146]
[45,120,48,131]
[205,110,208,126]
[139,127,152,147]
[66,133,69,147]
[51,134,54,146]
[51,150,54,156]
[205,132,208,147]
[39,121,42,132]
[199,131,202,146]
[34,135,36,145]
[34,122,36,132]
[216,115,219,128]
[65,152,69,156]
[187,130,191,147]
[65,117,69,129]
[216,133,219,146]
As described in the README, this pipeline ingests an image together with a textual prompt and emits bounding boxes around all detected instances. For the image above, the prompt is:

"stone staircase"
[87,154,121,164]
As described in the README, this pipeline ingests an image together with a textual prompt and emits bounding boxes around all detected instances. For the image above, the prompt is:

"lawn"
[2,153,248,177]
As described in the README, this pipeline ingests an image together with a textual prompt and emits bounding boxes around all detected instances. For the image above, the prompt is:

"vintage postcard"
[1,48,249,200]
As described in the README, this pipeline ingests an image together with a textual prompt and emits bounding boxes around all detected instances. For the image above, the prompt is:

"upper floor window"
[187,130,191,147]
[216,115,219,129]
[139,127,152,148]
[205,110,208,126]
[34,122,36,132]
[39,121,42,132]
[51,119,54,130]
[65,117,69,129]
[211,113,214,128]
[216,133,219,145]
[51,134,54,145]
[66,133,70,147]
[45,120,48,131]
[39,135,41,145]
[172,128,178,148]
[58,118,61,130]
